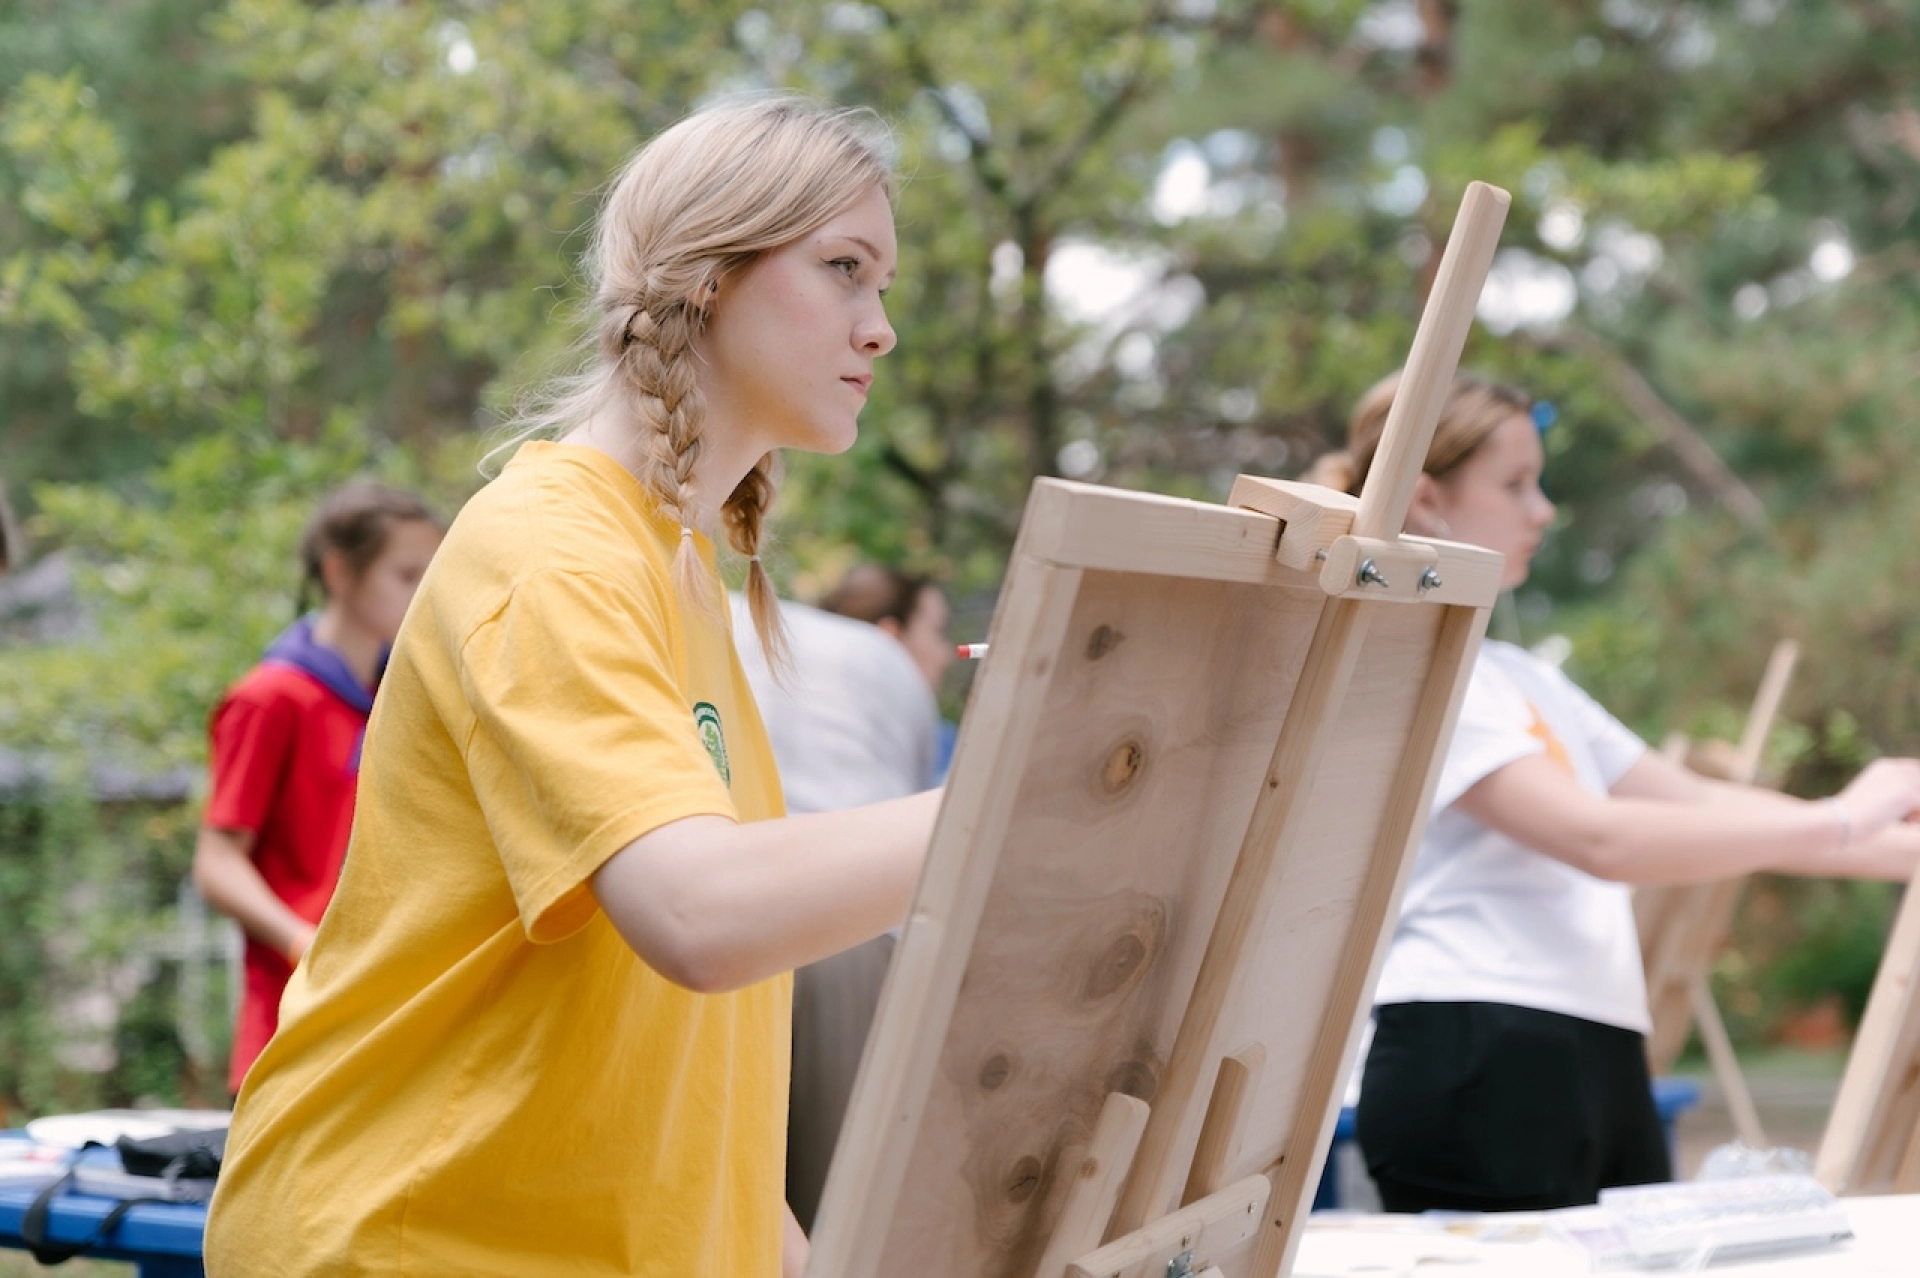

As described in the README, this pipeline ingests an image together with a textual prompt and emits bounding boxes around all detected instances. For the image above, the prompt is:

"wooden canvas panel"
[1817,874,1920,1195]
[807,479,1498,1278]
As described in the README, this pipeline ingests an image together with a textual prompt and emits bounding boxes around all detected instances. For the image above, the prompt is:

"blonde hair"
[508,94,894,664]
[1307,370,1533,497]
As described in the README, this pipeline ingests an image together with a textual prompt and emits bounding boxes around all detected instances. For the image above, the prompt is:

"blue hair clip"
[1531,400,1558,433]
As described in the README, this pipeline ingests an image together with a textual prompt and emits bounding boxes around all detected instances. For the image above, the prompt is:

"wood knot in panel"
[1075,898,1167,1012]
[1004,1154,1043,1204]
[978,1052,1013,1091]
[1099,737,1147,794]
[1085,623,1124,660]
[1083,932,1149,1003]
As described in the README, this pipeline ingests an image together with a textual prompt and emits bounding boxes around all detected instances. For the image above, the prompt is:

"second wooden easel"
[1634,638,1799,1150]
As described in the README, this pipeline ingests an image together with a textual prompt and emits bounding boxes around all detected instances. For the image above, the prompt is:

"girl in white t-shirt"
[1309,371,1920,1213]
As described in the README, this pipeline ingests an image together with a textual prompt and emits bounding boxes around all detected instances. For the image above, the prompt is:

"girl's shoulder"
[1473,639,1579,701]
[216,660,336,719]
[1466,640,1534,700]
[450,442,678,578]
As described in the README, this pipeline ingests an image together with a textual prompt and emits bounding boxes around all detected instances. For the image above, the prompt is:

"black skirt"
[1357,1000,1672,1213]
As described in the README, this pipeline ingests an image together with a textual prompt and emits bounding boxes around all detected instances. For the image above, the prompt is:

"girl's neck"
[310,608,382,688]
[564,413,762,534]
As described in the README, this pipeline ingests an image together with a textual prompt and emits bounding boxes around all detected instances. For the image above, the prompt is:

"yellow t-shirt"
[205,442,790,1277]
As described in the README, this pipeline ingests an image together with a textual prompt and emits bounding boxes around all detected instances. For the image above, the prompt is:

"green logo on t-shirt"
[693,701,730,787]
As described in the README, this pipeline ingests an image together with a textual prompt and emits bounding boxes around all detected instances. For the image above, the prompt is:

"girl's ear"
[318,548,356,603]
[1406,473,1449,539]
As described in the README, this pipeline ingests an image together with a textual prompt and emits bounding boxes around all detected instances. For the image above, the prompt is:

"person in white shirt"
[732,565,951,1230]
[734,595,939,812]
[1310,370,1920,1213]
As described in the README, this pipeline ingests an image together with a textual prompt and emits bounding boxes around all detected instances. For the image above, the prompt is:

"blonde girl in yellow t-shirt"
[207,96,937,1278]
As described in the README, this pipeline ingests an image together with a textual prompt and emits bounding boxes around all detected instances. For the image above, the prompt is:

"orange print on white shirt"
[1525,701,1576,775]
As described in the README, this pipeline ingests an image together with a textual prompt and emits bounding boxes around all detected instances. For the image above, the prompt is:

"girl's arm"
[783,1204,808,1278]
[191,825,319,961]
[589,788,940,993]
[1454,753,1920,884]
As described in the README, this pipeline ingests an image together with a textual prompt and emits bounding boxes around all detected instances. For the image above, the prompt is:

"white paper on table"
[1293,1218,1527,1276]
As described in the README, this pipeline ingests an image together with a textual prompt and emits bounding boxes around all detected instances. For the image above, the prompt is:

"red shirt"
[205,662,368,1091]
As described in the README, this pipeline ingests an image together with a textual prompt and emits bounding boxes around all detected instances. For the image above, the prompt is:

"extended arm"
[191,825,319,961]
[783,1204,808,1278]
[1455,751,1920,884]
[590,788,940,993]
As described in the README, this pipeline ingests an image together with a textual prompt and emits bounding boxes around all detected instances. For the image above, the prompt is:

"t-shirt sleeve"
[1544,661,1648,787]
[1429,659,1546,815]
[204,679,297,836]
[459,567,739,943]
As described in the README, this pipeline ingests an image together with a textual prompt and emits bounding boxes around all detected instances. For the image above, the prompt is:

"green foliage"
[1762,879,1900,1028]
[9,0,1920,1090]
[1,72,132,243]
[2,429,475,777]
[0,427,478,1109]
[0,784,206,1115]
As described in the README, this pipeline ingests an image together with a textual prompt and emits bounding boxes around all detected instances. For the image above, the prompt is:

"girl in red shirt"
[193,481,443,1093]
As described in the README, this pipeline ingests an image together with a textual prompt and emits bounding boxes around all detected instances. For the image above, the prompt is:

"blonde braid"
[723,451,789,669]
[611,284,719,614]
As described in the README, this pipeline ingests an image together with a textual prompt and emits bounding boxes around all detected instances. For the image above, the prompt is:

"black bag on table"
[113,1126,225,1180]
[20,1127,225,1265]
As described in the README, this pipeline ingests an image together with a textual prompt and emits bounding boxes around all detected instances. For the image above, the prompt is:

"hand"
[782,1205,809,1278]
[284,922,319,966]
[1831,758,1920,842]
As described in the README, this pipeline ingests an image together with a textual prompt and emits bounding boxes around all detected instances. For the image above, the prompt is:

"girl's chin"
[786,418,860,457]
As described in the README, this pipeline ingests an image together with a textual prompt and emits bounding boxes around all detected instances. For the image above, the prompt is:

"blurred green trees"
[6,1,1920,1102]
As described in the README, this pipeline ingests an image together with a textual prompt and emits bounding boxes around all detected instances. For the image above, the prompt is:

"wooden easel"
[806,183,1510,1278]
[1816,845,1920,1194]
[1634,639,1800,1150]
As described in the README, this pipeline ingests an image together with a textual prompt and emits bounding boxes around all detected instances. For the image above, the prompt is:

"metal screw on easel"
[1356,558,1389,589]
[1166,1249,1198,1278]
[1417,567,1443,593]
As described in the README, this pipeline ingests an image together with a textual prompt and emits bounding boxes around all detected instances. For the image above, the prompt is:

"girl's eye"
[829,257,859,277]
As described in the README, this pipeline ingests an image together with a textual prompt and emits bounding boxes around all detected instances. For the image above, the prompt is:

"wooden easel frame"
[807,184,1511,1278]
[1634,639,1799,1150]
[1816,843,1920,1194]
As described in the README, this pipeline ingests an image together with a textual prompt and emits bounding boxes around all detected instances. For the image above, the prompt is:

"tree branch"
[880,441,941,501]
[873,3,1018,209]
[1562,326,1774,538]
[1031,1,1172,208]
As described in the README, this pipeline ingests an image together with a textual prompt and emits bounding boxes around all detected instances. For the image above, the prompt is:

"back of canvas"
[808,480,1495,1278]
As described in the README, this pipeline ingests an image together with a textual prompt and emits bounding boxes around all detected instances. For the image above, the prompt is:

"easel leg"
[1689,973,1768,1150]
[1893,1115,1920,1193]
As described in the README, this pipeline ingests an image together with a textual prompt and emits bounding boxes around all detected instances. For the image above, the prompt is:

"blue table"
[0,1138,207,1277]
